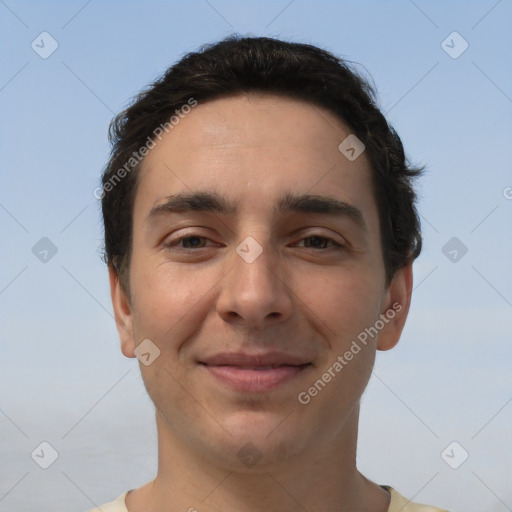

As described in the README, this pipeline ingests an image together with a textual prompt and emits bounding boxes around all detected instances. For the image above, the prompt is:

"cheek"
[130,260,208,346]
[298,267,383,342]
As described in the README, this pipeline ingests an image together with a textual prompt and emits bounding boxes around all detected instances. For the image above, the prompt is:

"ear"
[376,262,413,351]
[108,264,136,358]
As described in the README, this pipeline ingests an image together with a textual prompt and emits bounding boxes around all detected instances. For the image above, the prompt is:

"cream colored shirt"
[88,485,449,511]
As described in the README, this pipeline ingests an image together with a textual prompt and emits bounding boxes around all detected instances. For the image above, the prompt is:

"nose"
[216,235,294,330]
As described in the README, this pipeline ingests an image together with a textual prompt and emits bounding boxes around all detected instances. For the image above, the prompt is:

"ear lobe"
[108,264,136,358]
[377,263,413,352]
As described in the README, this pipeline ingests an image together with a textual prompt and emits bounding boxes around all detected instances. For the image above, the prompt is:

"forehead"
[134,94,378,231]
[144,94,356,161]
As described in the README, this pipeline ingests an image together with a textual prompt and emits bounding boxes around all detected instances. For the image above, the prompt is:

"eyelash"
[164,234,345,251]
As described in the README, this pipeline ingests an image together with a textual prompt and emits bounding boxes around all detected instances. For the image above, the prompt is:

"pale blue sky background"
[1,1,511,511]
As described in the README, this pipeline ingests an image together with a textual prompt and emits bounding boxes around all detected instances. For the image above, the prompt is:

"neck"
[127,406,390,512]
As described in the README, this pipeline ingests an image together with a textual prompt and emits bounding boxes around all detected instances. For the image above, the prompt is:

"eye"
[164,235,215,250]
[295,235,345,250]
[163,233,346,251]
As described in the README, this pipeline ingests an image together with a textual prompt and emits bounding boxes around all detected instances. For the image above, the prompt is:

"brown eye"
[165,235,212,250]
[296,236,344,249]
[179,236,207,248]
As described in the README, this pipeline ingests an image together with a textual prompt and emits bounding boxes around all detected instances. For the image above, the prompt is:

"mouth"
[198,353,313,392]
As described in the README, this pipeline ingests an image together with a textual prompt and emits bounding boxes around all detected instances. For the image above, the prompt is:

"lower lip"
[201,364,311,392]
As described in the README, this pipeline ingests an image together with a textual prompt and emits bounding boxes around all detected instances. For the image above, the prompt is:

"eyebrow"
[147,191,367,231]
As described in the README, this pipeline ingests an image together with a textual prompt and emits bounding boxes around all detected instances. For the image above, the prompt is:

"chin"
[214,411,307,469]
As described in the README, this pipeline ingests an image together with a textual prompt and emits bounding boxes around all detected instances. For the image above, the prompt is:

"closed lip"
[199,352,313,392]
[199,352,312,368]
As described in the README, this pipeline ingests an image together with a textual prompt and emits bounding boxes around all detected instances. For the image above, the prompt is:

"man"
[91,36,449,511]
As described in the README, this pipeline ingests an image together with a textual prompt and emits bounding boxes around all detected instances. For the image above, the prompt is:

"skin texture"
[109,94,413,512]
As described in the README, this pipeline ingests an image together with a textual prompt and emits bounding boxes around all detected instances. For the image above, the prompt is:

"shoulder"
[383,486,450,512]
[87,491,129,512]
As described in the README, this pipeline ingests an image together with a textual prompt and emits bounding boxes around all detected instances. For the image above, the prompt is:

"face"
[110,94,412,472]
